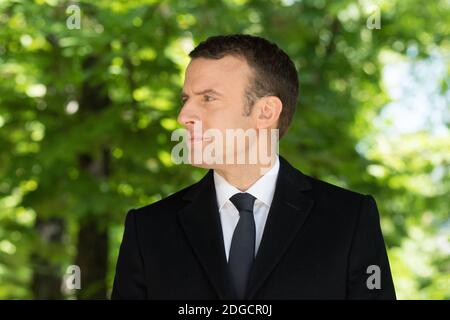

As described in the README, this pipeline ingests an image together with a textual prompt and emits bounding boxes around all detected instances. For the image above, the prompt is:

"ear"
[255,96,282,130]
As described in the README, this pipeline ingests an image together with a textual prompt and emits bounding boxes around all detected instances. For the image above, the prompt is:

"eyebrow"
[181,88,223,99]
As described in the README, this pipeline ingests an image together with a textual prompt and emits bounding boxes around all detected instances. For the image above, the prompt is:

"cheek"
[202,100,251,131]
[201,105,231,129]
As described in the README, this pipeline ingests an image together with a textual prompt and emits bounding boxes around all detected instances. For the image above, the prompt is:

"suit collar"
[178,156,314,299]
[181,155,310,201]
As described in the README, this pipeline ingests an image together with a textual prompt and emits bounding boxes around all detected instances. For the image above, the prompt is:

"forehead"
[183,55,252,92]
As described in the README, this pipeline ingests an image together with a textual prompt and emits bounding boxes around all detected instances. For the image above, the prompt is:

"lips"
[188,134,212,143]
[190,136,203,143]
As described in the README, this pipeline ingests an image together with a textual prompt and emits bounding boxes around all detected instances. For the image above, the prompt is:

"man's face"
[177,55,257,168]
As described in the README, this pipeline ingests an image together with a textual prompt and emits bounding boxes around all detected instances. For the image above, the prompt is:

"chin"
[187,157,222,170]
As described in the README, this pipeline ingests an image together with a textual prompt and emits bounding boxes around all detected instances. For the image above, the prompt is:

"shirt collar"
[213,155,280,210]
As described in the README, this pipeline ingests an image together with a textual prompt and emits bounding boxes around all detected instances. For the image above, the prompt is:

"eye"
[203,95,215,102]
[181,97,188,105]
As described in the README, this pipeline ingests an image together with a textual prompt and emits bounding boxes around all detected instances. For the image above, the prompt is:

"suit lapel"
[177,170,235,299]
[246,156,315,299]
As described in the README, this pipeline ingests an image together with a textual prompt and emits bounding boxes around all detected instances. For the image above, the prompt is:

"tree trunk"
[74,214,108,299]
[31,217,64,299]
[74,55,112,300]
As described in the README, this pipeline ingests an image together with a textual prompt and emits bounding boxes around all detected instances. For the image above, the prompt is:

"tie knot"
[229,192,256,214]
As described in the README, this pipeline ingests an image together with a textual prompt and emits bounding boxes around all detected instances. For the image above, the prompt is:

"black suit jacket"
[112,156,396,299]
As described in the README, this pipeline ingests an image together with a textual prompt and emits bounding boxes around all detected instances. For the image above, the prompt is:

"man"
[112,34,396,300]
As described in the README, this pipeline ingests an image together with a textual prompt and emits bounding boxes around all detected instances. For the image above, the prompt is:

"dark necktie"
[228,192,257,300]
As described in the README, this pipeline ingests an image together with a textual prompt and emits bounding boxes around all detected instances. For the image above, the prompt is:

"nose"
[177,99,199,128]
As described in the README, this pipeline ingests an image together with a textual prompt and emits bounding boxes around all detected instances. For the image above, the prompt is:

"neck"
[214,155,277,191]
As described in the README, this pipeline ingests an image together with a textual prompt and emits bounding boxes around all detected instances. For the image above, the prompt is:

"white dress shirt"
[213,155,280,261]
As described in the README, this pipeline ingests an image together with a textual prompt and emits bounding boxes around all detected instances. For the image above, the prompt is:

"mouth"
[189,137,203,143]
[189,136,212,144]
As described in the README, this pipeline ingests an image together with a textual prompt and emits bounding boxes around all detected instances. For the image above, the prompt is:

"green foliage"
[0,0,448,299]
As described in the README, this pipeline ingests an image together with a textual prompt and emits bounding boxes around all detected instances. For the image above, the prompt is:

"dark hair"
[189,34,299,138]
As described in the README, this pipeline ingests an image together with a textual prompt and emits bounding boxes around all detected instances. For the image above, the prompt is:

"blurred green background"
[0,0,448,299]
